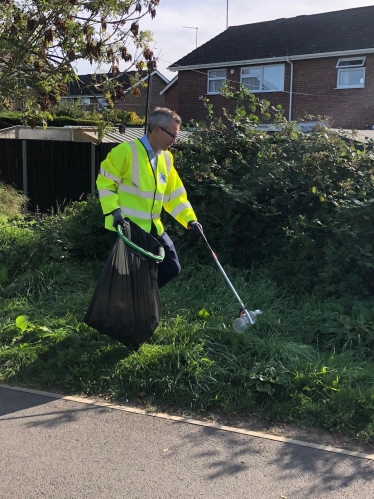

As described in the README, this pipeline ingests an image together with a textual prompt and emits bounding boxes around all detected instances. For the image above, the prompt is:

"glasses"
[159,126,178,140]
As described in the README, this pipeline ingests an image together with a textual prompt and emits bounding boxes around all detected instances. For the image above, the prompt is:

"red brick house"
[160,76,179,114]
[66,70,169,118]
[166,6,374,130]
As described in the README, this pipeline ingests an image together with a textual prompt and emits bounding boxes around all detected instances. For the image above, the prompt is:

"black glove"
[112,208,123,229]
[187,220,203,237]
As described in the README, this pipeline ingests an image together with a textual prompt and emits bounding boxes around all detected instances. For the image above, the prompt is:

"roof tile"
[171,6,374,69]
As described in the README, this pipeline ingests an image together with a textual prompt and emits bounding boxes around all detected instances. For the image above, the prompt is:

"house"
[65,70,169,118]
[160,75,179,114]
[167,6,374,130]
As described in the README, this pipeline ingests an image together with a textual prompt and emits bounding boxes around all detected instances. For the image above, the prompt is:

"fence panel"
[0,140,23,190]
[26,140,92,211]
[96,143,118,175]
[0,140,123,212]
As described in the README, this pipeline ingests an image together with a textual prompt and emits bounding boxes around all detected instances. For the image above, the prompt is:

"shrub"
[0,107,144,129]
[172,89,374,301]
[0,196,108,289]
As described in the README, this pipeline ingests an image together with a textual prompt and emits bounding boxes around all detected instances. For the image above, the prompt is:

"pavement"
[1,385,374,499]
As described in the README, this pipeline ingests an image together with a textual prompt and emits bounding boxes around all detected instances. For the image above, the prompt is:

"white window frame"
[336,57,366,89]
[207,69,226,95]
[240,64,285,93]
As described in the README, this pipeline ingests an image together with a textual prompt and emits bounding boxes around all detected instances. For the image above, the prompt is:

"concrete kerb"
[1,383,374,461]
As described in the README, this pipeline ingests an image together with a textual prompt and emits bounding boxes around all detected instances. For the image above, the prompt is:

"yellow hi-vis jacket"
[97,139,197,235]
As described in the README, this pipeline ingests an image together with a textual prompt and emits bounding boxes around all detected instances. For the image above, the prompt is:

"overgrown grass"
[0,182,27,223]
[1,254,374,441]
[1,190,374,441]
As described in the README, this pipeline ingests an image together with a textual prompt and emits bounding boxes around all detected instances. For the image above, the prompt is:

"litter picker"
[196,225,262,333]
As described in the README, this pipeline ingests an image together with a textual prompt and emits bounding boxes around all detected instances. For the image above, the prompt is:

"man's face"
[153,120,180,151]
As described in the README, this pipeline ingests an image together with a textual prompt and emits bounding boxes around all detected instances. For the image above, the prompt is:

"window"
[78,97,91,105]
[241,65,285,92]
[207,69,226,94]
[97,97,109,109]
[336,57,365,89]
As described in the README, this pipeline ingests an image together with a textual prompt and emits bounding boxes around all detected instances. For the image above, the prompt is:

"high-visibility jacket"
[97,139,197,235]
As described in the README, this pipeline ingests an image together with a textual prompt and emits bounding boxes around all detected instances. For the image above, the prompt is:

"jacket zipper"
[138,140,158,229]
[150,160,157,222]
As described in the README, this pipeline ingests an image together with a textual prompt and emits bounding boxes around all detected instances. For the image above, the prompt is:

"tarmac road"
[1,386,373,499]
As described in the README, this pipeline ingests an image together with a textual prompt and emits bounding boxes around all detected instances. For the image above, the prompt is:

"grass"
[1,251,374,441]
[0,182,28,223]
[1,189,374,442]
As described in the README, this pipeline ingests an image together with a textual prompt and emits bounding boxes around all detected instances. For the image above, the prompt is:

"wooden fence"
[0,140,116,211]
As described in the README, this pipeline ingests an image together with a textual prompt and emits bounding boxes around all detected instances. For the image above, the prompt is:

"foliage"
[2,84,374,441]
[0,107,144,129]
[0,0,159,123]
[172,85,374,301]
[2,249,374,440]
[317,299,374,351]
[51,101,144,123]
[0,196,108,286]
[0,181,27,222]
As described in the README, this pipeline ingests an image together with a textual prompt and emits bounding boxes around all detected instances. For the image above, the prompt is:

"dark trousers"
[110,231,181,289]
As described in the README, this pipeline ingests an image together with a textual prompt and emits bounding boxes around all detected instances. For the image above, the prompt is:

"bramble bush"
[172,85,374,304]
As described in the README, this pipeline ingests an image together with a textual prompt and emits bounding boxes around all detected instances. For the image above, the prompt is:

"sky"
[77,0,374,81]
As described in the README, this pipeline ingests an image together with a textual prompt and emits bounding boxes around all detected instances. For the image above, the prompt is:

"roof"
[82,126,191,144]
[0,125,191,144]
[160,76,178,95]
[68,70,169,96]
[170,6,374,70]
[331,128,374,143]
[0,125,96,141]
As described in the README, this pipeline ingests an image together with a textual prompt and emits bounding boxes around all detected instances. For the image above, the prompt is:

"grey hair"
[147,107,182,132]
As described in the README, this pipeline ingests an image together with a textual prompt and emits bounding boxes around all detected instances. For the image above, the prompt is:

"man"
[96,107,202,288]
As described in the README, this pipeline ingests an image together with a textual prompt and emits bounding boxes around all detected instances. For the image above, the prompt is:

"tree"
[0,0,159,123]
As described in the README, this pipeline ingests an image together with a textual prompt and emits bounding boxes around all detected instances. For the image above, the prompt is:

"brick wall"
[176,54,374,129]
[291,54,374,129]
[164,80,179,114]
[177,66,290,124]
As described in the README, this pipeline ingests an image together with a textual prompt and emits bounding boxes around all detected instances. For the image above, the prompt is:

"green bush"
[0,107,144,129]
[172,89,374,302]
[0,196,108,289]
[50,101,144,124]
[42,196,109,260]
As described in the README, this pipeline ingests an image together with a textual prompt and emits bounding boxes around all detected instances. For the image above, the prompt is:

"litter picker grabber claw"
[195,224,262,333]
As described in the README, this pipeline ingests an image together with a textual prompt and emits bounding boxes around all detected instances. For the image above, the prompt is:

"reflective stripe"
[98,189,117,198]
[170,202,192,218]
[129,141,140,186]
[119,184,163,200]
[99,168,122,184]
[163,151,172,174]
[121,207,161,220]
[119,184,139,196]
[164,186,186,203]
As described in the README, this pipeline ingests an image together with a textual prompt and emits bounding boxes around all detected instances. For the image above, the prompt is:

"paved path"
[1,386,374,499]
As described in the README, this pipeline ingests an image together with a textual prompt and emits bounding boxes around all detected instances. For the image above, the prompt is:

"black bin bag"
[83,219,163,349]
